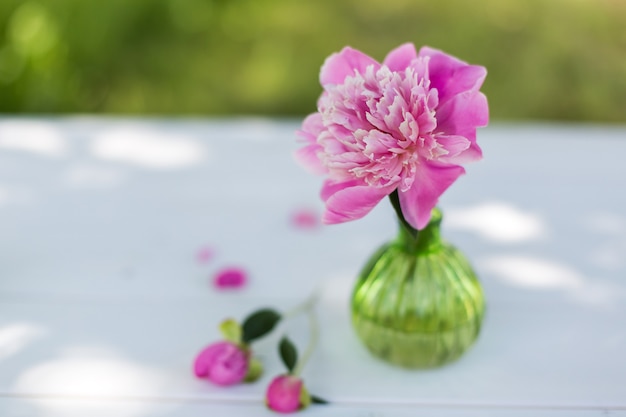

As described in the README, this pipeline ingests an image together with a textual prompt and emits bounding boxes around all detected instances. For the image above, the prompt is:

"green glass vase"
[351,208,485,368]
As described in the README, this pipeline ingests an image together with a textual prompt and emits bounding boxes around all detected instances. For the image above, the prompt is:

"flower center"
[318,62,445,191]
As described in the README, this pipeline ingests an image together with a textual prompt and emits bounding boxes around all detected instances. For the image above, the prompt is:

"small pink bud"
[193,341,248,386]
[265,374,308,413]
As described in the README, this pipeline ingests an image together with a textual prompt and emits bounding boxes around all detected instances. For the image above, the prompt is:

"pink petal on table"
[213,267,248,289]
[290,208,320,230]
[196,246,215,264]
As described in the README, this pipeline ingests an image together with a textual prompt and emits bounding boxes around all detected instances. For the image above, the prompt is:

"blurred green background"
[0,0,625,121]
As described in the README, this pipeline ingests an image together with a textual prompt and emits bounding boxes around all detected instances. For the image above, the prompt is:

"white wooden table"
[0,117,625,416]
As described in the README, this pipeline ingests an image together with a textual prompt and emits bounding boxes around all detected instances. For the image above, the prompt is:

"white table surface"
[0,117,625,416]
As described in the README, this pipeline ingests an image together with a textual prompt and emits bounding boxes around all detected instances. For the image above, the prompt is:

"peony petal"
[294,113,327,174]
[196,245,215,264]
[435,134,476,164]
[322,180,394,224]
[320,178,360,202]
[435,89,487,165]
[445,129,483,164]
[419,46,487,105]
[383,43,417,72]
[294,145,326,175]
[213,267,247,289]
[320,47,380,86]
[436,91,489,137]
[399,163,465,229]
[290,208,319,230]
[461,139,483,163]
[299,113,324,141]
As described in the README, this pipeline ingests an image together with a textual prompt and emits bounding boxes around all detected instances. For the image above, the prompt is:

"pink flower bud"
[193,341,249,386]
[265,374,309,413]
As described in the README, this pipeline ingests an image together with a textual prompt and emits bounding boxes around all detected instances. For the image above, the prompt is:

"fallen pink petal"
[213,267,248,289]
[290,208,320,230]
[196,245,215,264]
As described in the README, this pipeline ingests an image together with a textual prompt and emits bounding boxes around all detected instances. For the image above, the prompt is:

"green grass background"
[1,0,625,121]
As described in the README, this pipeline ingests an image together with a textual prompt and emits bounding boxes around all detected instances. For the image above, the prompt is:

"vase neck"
[396,208,443,253]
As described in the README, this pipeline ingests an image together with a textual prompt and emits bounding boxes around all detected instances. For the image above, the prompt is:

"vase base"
[352,313,483,369]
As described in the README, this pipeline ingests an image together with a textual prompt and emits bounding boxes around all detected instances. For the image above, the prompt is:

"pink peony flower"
[193,341,249,386]
[296,43,488,230]
[265,374,309,413]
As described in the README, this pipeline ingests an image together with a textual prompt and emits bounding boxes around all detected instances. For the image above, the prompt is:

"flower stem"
[388,190,418,240]
[283,290,319,320]
[292,307,319,377]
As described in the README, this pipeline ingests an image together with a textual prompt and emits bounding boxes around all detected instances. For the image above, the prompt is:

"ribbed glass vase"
[351,208,485,368]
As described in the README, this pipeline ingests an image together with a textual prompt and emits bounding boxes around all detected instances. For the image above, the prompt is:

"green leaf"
[310,395,329,404]
[279,336,298,372]
[241,308,281,344]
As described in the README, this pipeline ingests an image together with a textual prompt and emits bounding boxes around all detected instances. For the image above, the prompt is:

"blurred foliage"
[0,0,625,121]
